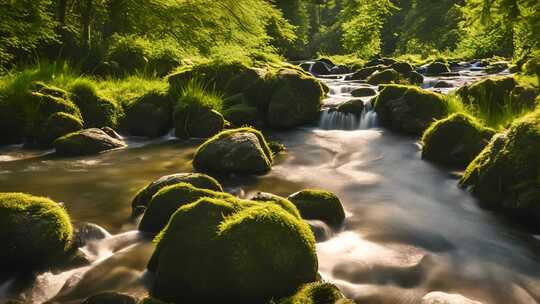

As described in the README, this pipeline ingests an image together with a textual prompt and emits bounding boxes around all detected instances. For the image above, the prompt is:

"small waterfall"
[319,101,377,131]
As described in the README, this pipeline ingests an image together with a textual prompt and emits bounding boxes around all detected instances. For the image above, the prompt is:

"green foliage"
[176,79,224,112]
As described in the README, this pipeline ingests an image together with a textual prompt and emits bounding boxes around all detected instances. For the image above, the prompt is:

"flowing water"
[1,63,539,304]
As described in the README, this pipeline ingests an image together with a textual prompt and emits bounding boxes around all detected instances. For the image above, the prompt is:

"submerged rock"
[132,172,223,214]
[193,128,273,175]
[0,192,73,271]
[421,292,483,304]
[460,110,540,225]
[288,189,346,227]
[82,292,138,304]
[54,128,127,156]
[374,84,448,135]
[422,113,495,166]
[148,198,317,303]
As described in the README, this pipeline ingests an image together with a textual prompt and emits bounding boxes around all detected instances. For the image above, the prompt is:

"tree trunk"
[81,0,93,49]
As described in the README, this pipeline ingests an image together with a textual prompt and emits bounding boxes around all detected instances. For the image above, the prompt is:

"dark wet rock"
[367,69,399,85]
[485,62,509,74]
[460,110,540,225]
[299,62,312,73]
[0,193,73,271]
[100,126,122,140]
[426,62,451,76]
[222,101,263,128]
[174,104,224,139]
[311,61,332,75]
[366,57,396,67]
[440,72,461,77]
[288,189,345,227]
[57,248,93,271]
[54,128,126,156]
[131,173,223,214]
[422,113,495,167]
[421,292,483,304]
[74,222,111,248]
[148,198,317,303]
[330,65,350,74]
[351,87,377,97]
[316,58,335,67]
[408,71,425,85]
[307,220,333,242]
[193,128,273,175]
[390,62,414,75]
[82,292,138,304]
[434,81,454,88]
[374,84,448,135]
[337,100,365,115]
[348,65,387,80]
[122,90,172,138]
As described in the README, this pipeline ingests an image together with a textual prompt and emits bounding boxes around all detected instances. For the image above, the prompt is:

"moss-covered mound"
[348,64,387,80]
[139,183,232,234]
[131,172,223,214]
[148,197,318,303]
[123,90,173,138]
[39,112,84,146]
[426,62,451,75]
[288,189,346,227]
[337,99,365,115]
[460,110,540,224]
[54,128,127,156]
[70,81,120,128]
[222,102,262,128]
[374,84,448,135]
[0,192,73,270]
[351,87,377,97]
[250,191,301,219]
[422,113,496,166]
[367,69,399,85]
[279,282,353,304]
[193,127,273,175]
[174,104,224,139]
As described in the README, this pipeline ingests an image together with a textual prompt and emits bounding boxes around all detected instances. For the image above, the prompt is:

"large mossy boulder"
[374,84,448,135]
[0,193,73,271]
[38,112,84,146]
[193,128,273,175]
[249,191,302,219]
[174,104,224,139]
[70,81,120,128]
[426,62,451,76]
[123,90,173,138]
[266,69,324,129]
[131,173,223,213]
[422,113,496,166]
[279,282,353,304]
[139,182,232,234]
[148,198,318,303]
[366,69,399,85]
[288,189,345,227]
[460,110,540,225]
[54,128,126,156]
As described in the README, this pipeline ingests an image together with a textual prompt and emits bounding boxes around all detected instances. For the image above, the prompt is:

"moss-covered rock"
[38,112,84,146]
[422,113,495,166]
[266,69,324,129]
[288,189,345,227]
[374,84,448,135]
[337,99,365,115]
[70,82,120,128]
[123,90,173,138]
[458,76,517,107]
[460,110,540,225]
[426,62,451,75]
[408,71,425,85]
[279,282,352,304]
[174,104,224,139]
[391,62,414,75]
[82,292,137,304]
[249,191,301,219]
[367,69,399,85]
[54,128,127,156]
[348,65,387,80]
[131,173,223,214]
[32,91,82,123]
[139,183,232,234]
[0,193,73,271]
[193,127,273,175]
[351,87,377,97]
[222,102,262,127]
[485,62,509,74]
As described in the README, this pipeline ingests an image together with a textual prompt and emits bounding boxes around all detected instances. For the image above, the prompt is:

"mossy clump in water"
[0,192,73,270]
[278,282,353,304]
[367,69,399,85]
[250,191,301,219]
[70,81,120,128]
[193,127,273,175]
[39,112,84,146]
[374,84,448,135]
[174,104,224,139]
[148,198,317,303]
[131,173,223,214]
[138,182,232,234]
[460,110,540,225]
[123,90,173,138]
[422,113,496,166]
[288,189,345,227]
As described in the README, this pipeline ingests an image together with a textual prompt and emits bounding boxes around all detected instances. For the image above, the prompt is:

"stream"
[1,63,540,304]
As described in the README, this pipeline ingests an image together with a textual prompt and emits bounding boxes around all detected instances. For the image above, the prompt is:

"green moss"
[193,127,273,175]
[367,69,399,85]
[122,90,172,137]
[460,110,540,222]
[222,103,262,127]
[288,189,345,227]
[250,192,301,219]
[422,113,495,166]
[70,80,121,129]
[139,183,233,234]
[523,51,540,79]
[39,112,84,147]
[0,192,73,270]
[131,173,223,214]
[349,65,386,80]
[174,104,224,139]
[279,282,351,304]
